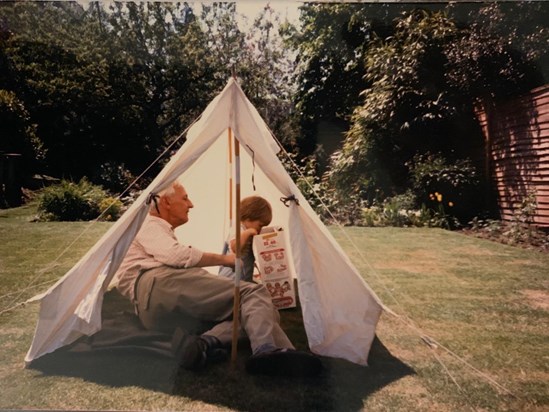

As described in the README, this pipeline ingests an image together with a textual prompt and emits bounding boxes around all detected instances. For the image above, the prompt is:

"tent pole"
[228,131,233,228]
[230,128,242,367]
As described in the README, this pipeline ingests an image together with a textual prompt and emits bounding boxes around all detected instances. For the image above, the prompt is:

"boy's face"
[245,219,266,234]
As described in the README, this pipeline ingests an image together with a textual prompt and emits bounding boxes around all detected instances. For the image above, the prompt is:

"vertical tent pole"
[228,131,233,229]
[231,128,242,366]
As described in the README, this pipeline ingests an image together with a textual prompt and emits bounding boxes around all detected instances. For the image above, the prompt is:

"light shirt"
[218,224,255,282]
[116,215,204,301]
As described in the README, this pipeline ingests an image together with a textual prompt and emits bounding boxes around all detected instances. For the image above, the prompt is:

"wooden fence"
[476,85,549,229]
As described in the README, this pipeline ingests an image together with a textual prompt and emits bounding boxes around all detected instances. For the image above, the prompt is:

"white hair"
[149,182,183,211]
[158,181,182,198]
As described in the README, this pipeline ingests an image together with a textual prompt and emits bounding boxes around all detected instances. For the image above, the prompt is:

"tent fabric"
[25,78,384,366]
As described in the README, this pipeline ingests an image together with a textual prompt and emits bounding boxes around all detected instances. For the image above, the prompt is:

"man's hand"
[224,253,236,268]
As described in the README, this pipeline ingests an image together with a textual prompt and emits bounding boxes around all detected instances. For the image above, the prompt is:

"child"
[219,196,272,282]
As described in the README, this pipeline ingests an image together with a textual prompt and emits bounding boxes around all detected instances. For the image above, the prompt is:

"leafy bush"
[360,192,455,229]
[282,150,470,229]
[362,192,418,227]
[466,191,549,251]
[37,178,120,221]
[407,152,480,225]
[280,151,351,223]
[93,162,136,194]
[98,196,124,221]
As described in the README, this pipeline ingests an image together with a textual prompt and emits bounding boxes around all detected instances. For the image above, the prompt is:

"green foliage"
[280,149,367,226]
[328,8,462,201]
[360,191,456,229]
[280,151,327,213]
[282,3,373,154]
[467,191,549,251]
[362,9,458,125]
[406,152,479,224]
[285,153,323,210]
[0,2,295,187]
[0,89,44,171]
[317,3,547,223]
[37,178,117,221]
[199,3,297,146]
[326,119,389,203]
[445,1,549,99]
[98,196,124,222]
[93,162,136,194]
[362,194,416,228]
[408,153,477,190]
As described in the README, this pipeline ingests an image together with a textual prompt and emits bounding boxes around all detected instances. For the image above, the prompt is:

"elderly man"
[115,182,321,376]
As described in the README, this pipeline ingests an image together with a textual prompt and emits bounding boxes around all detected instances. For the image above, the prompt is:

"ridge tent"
[25,78,384,366]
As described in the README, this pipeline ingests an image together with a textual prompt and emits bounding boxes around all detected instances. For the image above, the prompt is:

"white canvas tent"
[25,78,384,366]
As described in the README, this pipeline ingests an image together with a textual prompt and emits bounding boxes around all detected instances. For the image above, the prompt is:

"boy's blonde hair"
[241,196,272,226]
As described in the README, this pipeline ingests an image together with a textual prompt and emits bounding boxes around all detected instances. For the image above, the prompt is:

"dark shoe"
[245,348,322,377]
[206,347,229,364]
[200,334,228,364]
[171,327,207,372]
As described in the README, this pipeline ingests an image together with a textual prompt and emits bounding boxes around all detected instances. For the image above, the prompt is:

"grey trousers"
[135,266,294,354]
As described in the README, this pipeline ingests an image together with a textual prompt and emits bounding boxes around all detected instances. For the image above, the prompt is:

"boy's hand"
[246,227,259,237]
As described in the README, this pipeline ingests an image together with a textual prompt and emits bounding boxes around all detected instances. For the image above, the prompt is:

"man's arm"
[196,252,235,268]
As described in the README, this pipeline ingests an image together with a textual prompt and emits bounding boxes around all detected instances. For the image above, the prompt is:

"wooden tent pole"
[228,131,233,228]
[230,128,242,366]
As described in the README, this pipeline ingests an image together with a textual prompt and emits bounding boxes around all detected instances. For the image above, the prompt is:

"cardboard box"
[253,228,296,309]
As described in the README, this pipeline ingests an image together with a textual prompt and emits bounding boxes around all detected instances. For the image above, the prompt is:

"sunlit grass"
[1,207,547,411]
[331,226,548,411]
[0,203,111,309]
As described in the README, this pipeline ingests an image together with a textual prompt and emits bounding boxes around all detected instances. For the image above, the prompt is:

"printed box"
[253,228,296,309]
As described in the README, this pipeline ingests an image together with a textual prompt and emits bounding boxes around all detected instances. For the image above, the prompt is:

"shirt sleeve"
[136,218,204,268]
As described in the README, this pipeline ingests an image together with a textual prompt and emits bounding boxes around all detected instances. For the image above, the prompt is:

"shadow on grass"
[29,291,414,410]
[169,335,415,411]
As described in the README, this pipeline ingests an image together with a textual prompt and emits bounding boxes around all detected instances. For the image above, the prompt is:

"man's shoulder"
[138,215,172,237]
[144,214,169,227]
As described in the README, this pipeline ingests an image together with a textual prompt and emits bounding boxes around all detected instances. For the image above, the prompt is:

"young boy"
[219,196,272,282]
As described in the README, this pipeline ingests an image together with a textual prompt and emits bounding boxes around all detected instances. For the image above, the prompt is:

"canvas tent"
[25,78,384,366]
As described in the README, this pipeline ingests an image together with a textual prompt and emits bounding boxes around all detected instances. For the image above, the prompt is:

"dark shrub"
[407,152,480,225]
[93,162,135,194]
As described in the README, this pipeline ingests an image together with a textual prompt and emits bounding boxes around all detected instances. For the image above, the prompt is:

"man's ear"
[160,195,170,209]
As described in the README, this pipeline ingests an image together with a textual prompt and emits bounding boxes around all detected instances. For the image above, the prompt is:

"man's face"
[167,185,194,228]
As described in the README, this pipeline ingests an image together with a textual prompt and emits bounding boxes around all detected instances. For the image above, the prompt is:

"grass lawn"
[1,204,547,411]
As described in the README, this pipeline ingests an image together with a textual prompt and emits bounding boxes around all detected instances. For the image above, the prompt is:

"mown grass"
[333,226,548,411]
[0,205,547,411]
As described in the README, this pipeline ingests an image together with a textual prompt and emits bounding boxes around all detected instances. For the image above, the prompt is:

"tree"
[328,9,461,201]
[285,2,430,157]
[0,2,219,185]
[239,4,297,147]
[196,2,297,147]
[283,3,371,156]
[324,3,548,222]
[0,1,308,195]
[0,89,44,172]
[445,1,548,101]
[1,2,122,179]
[99,1,216,178]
